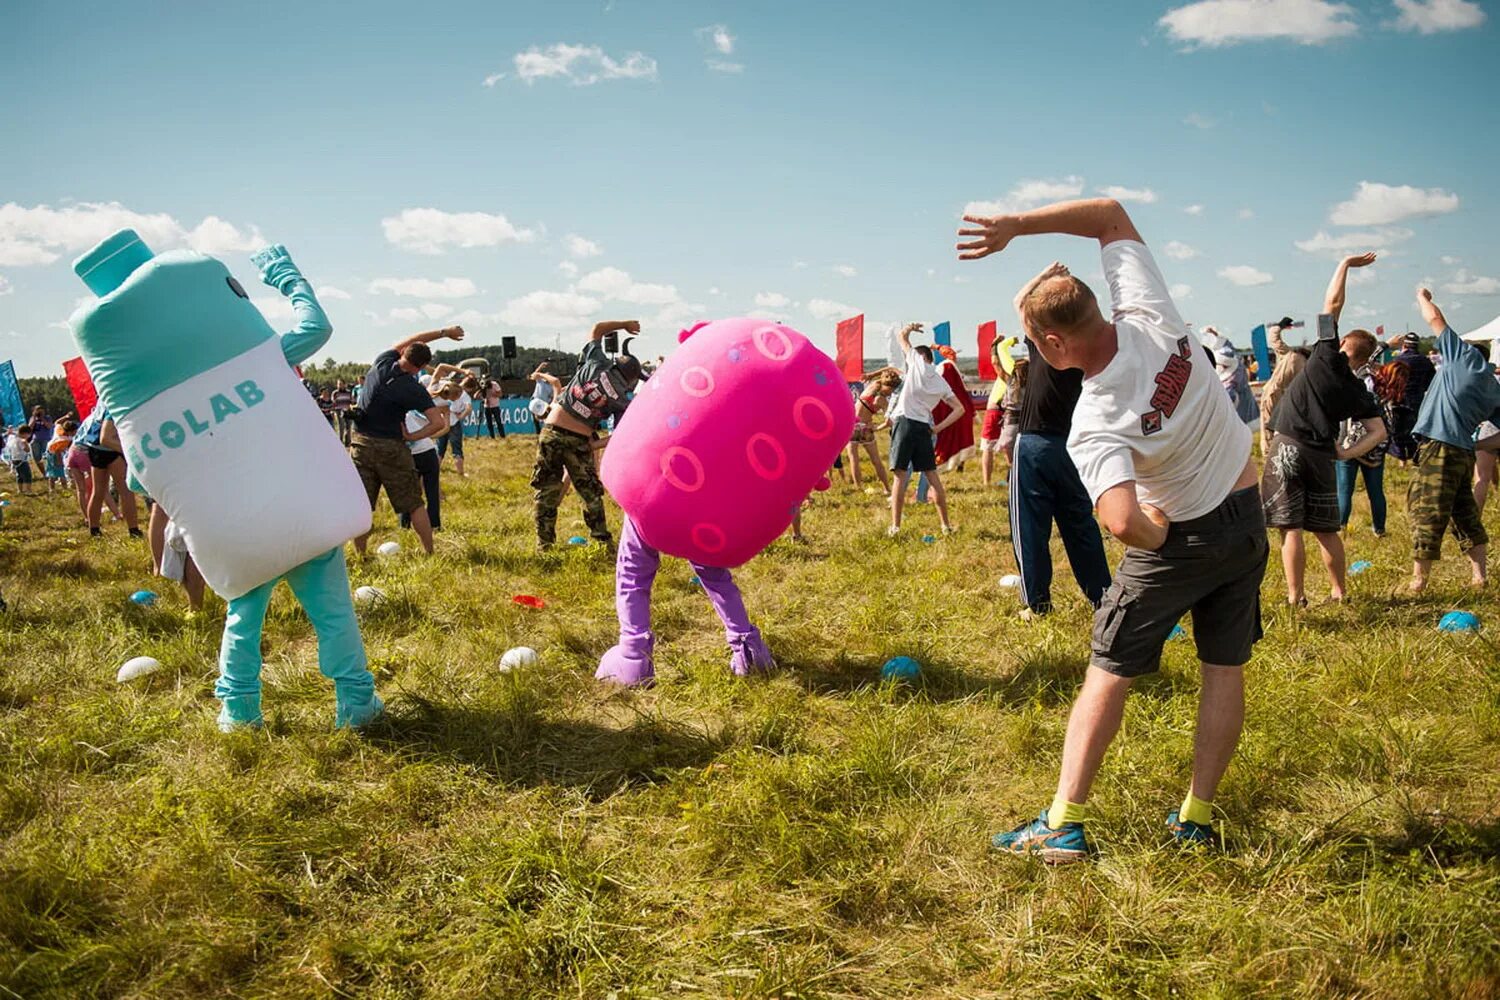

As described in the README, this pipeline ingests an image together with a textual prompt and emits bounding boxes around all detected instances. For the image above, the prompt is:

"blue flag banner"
[0,360,23,428]
[461,397,541,436]
[1250,325,1271,380]
[933,321,951,347]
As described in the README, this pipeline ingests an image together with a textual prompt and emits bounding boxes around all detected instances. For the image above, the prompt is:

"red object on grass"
[513,595,546,609]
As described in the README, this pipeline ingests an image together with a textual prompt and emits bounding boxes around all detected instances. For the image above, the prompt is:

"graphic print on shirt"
[1141,336,1193,436]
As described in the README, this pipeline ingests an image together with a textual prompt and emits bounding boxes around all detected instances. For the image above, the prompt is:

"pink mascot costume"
[598,318,855,685]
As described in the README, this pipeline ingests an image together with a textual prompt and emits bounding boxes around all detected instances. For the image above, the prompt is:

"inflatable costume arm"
[251,244,332,368]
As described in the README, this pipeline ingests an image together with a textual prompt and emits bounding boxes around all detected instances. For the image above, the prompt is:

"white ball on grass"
[354,586,387,605]
[376,541,401,557]
[999,574,1022,589]
[116,656,161,683]
[499,647,538,671]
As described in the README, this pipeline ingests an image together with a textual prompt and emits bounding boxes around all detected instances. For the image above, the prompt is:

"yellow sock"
[1179,791,1213,826]
[1047,795,1088,827]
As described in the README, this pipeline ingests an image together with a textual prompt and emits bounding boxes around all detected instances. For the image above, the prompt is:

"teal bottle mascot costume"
[69,230,382,731]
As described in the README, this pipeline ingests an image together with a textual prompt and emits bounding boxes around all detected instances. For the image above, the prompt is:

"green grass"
[2,437,1499,999]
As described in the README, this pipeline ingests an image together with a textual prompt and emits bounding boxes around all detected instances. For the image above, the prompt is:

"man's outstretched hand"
[957,214,1021,260]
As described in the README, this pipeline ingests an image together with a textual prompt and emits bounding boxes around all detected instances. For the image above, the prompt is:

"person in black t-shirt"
[349,325,464,556]
[1260,253,1386,605]
[1006,264,1112,617]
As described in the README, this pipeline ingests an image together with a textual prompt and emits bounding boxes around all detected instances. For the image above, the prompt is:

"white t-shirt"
[888,348,956,425]
[404,411,439,455]
[449,390,472,424]
[1067,240,1250,521]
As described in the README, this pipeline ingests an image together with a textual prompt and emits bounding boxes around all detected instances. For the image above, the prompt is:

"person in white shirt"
[958,197,1267,863]
[401,407,444,532]
[886,322,962,537]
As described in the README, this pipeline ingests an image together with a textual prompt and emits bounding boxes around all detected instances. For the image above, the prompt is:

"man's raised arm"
[1417,287,1450,337]
[958,198,1143,261]
[590,320,641,342]
[393,325,465,354]
[1323,253,1377,326]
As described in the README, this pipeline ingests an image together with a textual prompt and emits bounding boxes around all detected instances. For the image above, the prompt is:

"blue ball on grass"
[129,590,158,606]
[1438,611,1479,633]
[881,656,922,682]
[567,536,587,546]
[1350,560,1372,575]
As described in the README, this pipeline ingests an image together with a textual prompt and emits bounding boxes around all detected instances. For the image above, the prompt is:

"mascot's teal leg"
[284,547,382,729]
[215,578,278,731]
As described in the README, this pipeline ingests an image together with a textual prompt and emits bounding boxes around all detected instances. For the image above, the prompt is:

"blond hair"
[1021,275,1100,339]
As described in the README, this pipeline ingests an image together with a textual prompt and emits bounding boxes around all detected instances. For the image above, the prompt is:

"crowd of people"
[9,194,1500,864]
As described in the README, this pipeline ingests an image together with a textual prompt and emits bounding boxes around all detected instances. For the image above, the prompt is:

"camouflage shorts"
[1408,440,1486,561]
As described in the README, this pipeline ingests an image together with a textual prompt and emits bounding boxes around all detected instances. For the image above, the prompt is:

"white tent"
[1461,313,1500,343]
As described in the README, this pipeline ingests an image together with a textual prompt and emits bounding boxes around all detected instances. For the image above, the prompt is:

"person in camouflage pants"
[531,425,611,548]
[1407,439,1485,562]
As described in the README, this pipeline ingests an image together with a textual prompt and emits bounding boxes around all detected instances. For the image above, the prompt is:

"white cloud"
[700,24,735,54]
[1329,181,1460,225]
[1098,185,1159,204]
[1183,112,1217,129]
[1164,240,1200,260]
[558,260,579,278]
[577,266,680,306]
[388,302,455,323]
[1219,265,1274,286]
[499,289,601,328]
[654,300,707,328]
[381,208,538,254]
[368,276,478,298]
[707,60,745,73]
[319,286,352,300]
[1391,0,1485,33]
[565,234,602,258]
[487,43,658,87]
[0,275,11,296]
[252,296,293,321]
[1184,204,1205,216]
[708,286,722,296]
[754,291,791,309]
[1442,270,1500,295]
[964,176,1086,216]
[1348,267,1378,286]
[807,298,859,321]
[1440,255,1463,266]
[1293,227,1413,255]
[1159,0,1358,47]
[1169,283,1193,300]
[0,201,263,267]
[1238,208,1255,219]
[832,264,858,278]
[792,260,809,269]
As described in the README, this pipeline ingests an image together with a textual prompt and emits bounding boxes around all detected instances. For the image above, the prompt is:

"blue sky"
[2,0,1497,378]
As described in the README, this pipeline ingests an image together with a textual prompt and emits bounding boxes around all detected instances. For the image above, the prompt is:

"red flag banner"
[977,321,999,381]
[835,314,865,381]
[63,357,98,420]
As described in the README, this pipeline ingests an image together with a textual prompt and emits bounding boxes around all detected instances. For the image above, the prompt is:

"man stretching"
[886,322,961,536]
[959,196,1267,860]
[1406,286,1500,592]
[1260,254,1386,605]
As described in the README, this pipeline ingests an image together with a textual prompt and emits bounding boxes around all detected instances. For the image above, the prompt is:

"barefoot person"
[959,196,1267,860]
[846,367,898,495]
[1406,287,1500,592]
[886,323,960,537]
[1260,254,1386,605]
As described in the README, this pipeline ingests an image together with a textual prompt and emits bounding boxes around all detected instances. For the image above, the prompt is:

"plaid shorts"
[1408,440,1487,561]
[350,433,424,516]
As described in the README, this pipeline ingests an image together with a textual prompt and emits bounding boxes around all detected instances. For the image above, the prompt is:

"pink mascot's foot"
[727,629,774,678]
[596,632,656,687]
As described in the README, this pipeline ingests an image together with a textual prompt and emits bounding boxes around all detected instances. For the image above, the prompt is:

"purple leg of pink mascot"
[597,517,773,686]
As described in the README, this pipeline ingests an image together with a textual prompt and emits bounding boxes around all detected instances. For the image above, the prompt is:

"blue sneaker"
[335,693,385,730]
[1165,810,1218,848]
[990,810,1095,864]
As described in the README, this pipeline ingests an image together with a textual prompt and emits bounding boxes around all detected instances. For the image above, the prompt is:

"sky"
[2,0,1497,379]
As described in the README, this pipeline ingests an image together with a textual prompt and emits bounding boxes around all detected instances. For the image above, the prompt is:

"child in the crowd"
[401,405,444,533]
[846,367,899,495]
[4,425,36,495]
[45,418,75,492]
[147,502,206,613]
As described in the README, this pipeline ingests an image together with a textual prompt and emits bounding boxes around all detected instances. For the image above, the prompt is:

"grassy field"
[3,435,1499,999]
